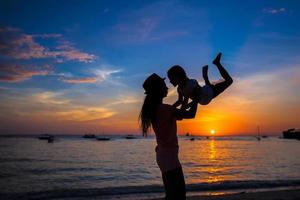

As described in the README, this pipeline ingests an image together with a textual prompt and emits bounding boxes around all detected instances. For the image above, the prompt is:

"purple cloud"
[110,1,193,44]
[0,63,50,82]
[0,26,96,62]
[113,16,188,43]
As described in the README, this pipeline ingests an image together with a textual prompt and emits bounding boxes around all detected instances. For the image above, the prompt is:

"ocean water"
[0,135,300,199]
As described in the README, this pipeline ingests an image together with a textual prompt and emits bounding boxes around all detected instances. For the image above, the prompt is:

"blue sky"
[0,0,299,135]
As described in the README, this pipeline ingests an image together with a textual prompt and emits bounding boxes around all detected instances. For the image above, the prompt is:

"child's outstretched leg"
[212,53,233,98]
[202,65,211,86]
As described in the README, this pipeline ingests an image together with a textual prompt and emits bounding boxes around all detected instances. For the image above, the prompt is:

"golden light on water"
[207,139,223,183]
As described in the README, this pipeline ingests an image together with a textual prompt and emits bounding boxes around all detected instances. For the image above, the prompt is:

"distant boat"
[97,137,110,141]
[190,137,195,141]
[38,134,53,140]
[38,134,54,143]
[262,135,268,138]
[282,128,300,139]
[82,134,96,138]
[125,135,136,139]
[256,126,261,141]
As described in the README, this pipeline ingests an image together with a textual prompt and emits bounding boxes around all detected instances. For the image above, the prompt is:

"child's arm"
[172,93,183,108]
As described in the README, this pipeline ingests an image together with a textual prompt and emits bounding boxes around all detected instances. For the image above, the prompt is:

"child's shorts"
[198,85,214,105]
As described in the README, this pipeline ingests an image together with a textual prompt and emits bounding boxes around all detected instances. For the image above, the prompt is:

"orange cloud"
[62,77,98,83]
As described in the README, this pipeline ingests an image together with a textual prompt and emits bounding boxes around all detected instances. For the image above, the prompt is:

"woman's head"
[139,73,168,136]
[142,73,168,97]
[167,65,187,86]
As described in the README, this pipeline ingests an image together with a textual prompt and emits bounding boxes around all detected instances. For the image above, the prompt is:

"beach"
[150,189,300,200]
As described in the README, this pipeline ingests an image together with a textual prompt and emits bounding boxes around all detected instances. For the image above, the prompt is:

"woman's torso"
[152,104,181,172]
[152,104,178,149]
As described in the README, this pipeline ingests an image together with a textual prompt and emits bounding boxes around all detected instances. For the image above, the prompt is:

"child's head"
[167,65,187,86]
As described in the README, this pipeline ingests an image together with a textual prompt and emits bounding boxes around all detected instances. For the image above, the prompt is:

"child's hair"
[167,65,187,79]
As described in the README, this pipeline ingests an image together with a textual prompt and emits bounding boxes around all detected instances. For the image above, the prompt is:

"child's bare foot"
[213,52,222,65]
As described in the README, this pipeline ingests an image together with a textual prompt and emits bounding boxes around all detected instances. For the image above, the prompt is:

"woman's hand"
[175,99,198,120]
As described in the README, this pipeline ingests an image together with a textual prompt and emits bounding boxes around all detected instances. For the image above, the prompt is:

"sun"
[210,129,215,135]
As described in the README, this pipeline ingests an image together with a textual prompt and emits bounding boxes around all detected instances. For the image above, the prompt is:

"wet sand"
[150,189,300,200]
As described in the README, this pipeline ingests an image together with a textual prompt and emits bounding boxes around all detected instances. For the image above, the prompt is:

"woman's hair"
[139,94,161,136]
[167,65,187,79]
[140,73,165,136]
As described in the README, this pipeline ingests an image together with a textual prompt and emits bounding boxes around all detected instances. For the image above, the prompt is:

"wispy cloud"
[93,68,122,82]
[0,63,50,82]
[59,66,123,84]
[0,89,118,122]
[0,26,96,62]
[32,33,63,39]
[55,107,116,121]
[62,77,98,84]
[48,41,96,63]
[262,8,287,14]
[115,17,188,43]
[33,91,71,105]
[232,32,300,74]
[104,95,141,107]
[110,1,194,44]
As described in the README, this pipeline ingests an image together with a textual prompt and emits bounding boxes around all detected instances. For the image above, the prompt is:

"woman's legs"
[211,53,233,98]
[162,167,186,200]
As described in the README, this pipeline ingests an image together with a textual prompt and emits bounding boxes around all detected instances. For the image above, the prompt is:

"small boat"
[256,126,261,141]
[125,135,136,139]
[38,134,54,143]
[82,134,96,138]
[38,134,53,140]
[97,137,110,141]
[190,137,195,141]
[262,135,268,138]
[282,128,300,139]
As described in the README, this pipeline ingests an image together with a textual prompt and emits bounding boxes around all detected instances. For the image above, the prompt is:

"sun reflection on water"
[207,139,223,183]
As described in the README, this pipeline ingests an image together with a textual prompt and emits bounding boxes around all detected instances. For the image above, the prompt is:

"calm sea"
[0,135,300,199]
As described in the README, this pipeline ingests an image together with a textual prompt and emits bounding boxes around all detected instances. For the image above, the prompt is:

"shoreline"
[149,188,300,200]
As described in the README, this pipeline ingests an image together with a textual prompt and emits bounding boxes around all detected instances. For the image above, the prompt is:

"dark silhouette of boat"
[283,128,300,139]
[256,126,261,141]
[38,134,53,140]
[38,134,54,143]
[82,134,96,138]
[125,135,136,139]
[97,137,110,141]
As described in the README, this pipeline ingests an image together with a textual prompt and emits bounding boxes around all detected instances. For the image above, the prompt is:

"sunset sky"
[0,0,299,135]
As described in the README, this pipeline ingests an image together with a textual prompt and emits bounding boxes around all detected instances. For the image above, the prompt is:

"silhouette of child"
[167,53,233,109]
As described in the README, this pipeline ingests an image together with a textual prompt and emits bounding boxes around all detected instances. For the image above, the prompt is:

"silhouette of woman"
[139,73,198,200]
